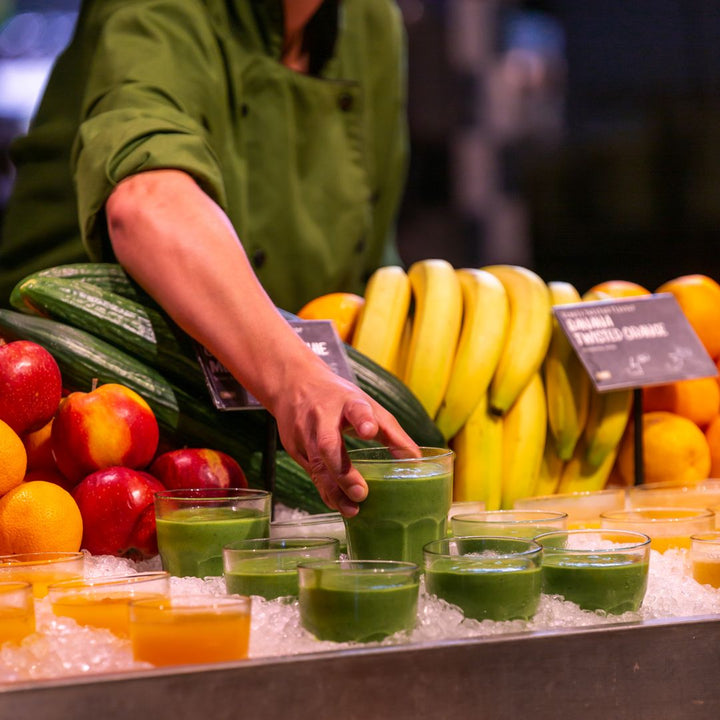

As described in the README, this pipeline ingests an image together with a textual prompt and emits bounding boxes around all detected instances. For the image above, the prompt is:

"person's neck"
[282,0,324,72]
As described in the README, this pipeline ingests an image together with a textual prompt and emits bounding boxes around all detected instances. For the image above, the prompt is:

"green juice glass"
[424,536,543,621]
[297,559,420,643]
[270,512,347,555]
[223,536,340,600]
[343,447,454,566]
[154,488,271,578]
[534,529,651,614]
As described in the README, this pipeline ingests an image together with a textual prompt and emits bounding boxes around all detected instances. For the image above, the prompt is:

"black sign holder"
[261,415,278,519]
[632,388,644,485]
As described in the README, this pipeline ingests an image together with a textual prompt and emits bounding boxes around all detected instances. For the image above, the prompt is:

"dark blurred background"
[1,0,720,294]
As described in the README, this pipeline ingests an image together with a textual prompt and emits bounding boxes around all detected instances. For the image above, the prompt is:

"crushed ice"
[2,538,720,683]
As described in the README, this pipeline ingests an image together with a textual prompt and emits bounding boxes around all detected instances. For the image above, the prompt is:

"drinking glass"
[0,551,84,598]
[0,581,35,644]
[154,488,271,577]
[451,509,567,539]
[514,488,627,529]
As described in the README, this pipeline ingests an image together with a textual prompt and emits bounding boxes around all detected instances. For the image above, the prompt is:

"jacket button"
[338,92,353,112]
[355,237,366,254]
[252,249,266,268]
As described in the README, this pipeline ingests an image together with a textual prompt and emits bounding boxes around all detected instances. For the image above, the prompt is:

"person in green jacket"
[0,0,418,514]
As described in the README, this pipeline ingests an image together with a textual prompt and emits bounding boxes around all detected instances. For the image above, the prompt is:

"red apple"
[72,466,166,559]
[52,383,159,485]
[0,340,62,435]
[149,448,248,490]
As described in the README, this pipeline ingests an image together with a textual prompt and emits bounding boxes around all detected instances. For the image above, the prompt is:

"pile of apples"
[0,339,248,560]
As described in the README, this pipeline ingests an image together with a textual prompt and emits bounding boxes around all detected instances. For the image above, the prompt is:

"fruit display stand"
[2,613,720,720]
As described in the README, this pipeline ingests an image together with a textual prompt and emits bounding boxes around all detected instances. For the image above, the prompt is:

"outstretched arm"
[106,168,418,515]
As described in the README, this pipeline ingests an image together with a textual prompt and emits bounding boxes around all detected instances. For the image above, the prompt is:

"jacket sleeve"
[71,1,228,259]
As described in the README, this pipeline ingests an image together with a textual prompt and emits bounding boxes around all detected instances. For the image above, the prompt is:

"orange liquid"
[131,611,250,666]
[692,559,720,588]
[2,570,83,599]
[52,593,164,637]
[649,536,692,553]
[0,606,35,644]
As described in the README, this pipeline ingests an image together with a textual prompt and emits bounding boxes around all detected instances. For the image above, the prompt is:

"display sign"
[197,319,356,410]
[554,293,718,391]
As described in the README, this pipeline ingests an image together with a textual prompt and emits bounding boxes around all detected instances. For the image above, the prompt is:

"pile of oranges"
[0,403,83,557]
[611,274,720,486]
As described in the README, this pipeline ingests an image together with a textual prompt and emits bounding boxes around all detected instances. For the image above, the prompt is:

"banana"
[543,281,591,460]
[390,316,413,379]
[583,388,633,468]
[558,437,620,494]
[500,372,547,509]
[402,259,463,419]
[482,265,553,415]
[450,391,503,510]
[533,431,565,497]
[435,269,508,440]
[351,265,411,372]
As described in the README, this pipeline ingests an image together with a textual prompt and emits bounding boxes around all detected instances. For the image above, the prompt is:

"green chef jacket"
[0,0,408,312]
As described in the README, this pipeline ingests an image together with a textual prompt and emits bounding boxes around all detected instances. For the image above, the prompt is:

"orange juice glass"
[48,571,170,637]
[690,532,720,588]
[0,552,84,598]
[0,581,35,644]
[627,480,720,511]
[514,488,627,529]
[129,595,251,666]
[600,507,715,553]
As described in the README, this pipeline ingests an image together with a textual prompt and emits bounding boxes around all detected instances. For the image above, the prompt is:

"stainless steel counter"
[2,614,719,720]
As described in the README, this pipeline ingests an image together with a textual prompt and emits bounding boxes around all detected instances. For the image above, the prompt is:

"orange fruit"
[583,280,650,301]
[22,418,56,472]
[656,274,720,359]
[0,418,27,496]
[706,415,720,478]
[642,377,720,429]
[0,480,83,554]
[297,292,365,342]
[616,411,711,486]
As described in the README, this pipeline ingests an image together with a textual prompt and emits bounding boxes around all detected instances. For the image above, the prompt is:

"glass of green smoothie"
[297,559,420,643]
[343,446,454,566]
[223,536,340,600]
[154,488,271,578]
[450,509,568,540]
[534,529,651,614]
[270,512,347,555]
[423,536,543,621]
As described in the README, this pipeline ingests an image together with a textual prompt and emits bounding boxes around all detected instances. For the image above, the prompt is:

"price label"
[196,319,356,410]
[554,293,718,391]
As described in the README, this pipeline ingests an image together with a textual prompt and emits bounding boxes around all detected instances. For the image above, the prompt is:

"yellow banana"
[583,388,633,469]
[533,432,565,497]
[558,437,620,494]
[450,392,503,510]
[482,265,553,415]
[390,316,413,379]
[435,269,509,441]
[500,372,547,509]
[351,265,411,372]
[402,259,463,419]
[543,281,591,460]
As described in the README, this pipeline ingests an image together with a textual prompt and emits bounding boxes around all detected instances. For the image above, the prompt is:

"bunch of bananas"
[349,261,634,510]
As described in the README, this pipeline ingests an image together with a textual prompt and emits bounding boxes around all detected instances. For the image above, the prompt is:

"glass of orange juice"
[514,488,627,529]
[690,532,720,588]
[0,552,85,598]
[129,595,251,666]
[600,507,715,553]
[48,571,170,637]
[627,480,720,511]
[0,581,35,645]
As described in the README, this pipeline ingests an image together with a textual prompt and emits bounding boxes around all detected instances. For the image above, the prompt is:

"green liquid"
[345,466,452,566]
[225,561,299,600]
[541,554,649,614]
[425,557,542,621]
[299,574,419,642]
[156,507,269,578]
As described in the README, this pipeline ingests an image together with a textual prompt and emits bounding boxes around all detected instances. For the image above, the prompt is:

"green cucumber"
[0,309,328,513]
